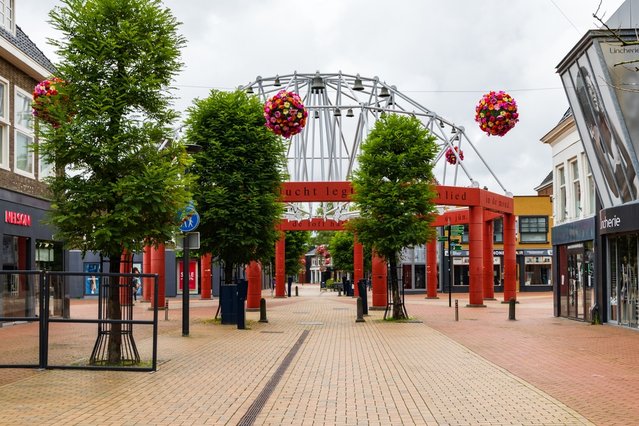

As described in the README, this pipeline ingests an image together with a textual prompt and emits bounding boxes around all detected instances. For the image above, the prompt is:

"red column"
[371,252,387,308]
[353,239,364,297]
[468,206,485,307]
[143,245,152,302]
[200,253,212,299]
[275,232,286,298]
[483,220,495,300]
[503,213,517,303]
[426,239,438,298]
[246,261,262,309]
[150,243,166,309]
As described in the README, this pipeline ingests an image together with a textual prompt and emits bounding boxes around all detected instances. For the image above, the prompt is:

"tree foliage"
[39,0,187,363]
[41,0,189,260]
[184,90,287,282]
[330,232,354,272]
[348,114,438,319]
[285,231,311,276]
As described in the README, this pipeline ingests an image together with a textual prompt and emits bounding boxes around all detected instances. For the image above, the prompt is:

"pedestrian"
[132,267,141,302]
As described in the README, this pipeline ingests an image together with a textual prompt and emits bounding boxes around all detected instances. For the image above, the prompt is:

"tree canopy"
[184,90,287,282]
[285,231,311,276]
[348,113,438,318]
[40,0,189,260]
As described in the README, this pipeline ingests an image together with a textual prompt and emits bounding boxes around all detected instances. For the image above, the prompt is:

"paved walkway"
[0,284,634,425]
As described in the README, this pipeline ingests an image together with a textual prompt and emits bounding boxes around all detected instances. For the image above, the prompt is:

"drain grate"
[237,329,309,426]
[259,331,284,334]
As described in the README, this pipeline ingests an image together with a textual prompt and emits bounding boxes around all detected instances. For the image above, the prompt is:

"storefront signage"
[279,219,346,231]
[551,217,595,246]
[4,210,31,227]
[599,203,639,235]
[279,182,354,202]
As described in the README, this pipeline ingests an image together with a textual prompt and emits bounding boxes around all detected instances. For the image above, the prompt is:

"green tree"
[348,114,438,319]
[285,231,311,277]
[330,232,354,273]
[39,0,187,363]
[184,90,286,283]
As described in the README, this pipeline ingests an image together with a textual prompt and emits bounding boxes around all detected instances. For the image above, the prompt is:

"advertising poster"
[178,259,198,294]
[84,262,100,295]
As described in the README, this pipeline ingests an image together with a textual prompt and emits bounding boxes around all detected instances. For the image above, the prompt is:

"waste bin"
[220,283,238,324]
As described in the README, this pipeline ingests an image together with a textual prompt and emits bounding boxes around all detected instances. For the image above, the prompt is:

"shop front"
[1,190,63,318]
[600,203,639,328]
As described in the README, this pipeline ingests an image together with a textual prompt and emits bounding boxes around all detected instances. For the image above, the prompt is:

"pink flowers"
[263,90,308,138]
[474,91,519,137]
[32,77,72,128]
[445,146,464,165]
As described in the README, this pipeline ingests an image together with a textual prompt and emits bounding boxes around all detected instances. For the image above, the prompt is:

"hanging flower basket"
[263,90,308,138]
[445,146,464,165]
[32,77,73,128]
[474,91,519,137]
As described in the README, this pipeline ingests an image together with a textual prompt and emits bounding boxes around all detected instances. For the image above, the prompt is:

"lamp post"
[181,143,202,337]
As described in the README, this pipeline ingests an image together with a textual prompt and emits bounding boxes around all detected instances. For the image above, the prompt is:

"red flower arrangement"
[32,77,72,128]
[474,91,519,137]
[445,146,464,165]
[263,90,308,138]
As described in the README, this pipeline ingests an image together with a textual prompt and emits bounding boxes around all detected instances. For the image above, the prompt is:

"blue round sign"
[179,211,200,232]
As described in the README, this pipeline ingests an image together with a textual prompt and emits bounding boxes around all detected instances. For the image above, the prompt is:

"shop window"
[519,216,548,243]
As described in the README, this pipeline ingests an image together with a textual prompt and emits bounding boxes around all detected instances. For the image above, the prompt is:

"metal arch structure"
[242,71,511,220]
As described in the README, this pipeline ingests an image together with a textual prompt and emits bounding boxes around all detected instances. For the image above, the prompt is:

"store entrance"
[565,243,594,322]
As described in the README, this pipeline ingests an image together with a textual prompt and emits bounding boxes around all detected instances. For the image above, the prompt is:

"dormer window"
[0,0,14,34]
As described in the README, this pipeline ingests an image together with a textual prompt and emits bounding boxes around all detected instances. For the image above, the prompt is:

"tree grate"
[237,329,309,426]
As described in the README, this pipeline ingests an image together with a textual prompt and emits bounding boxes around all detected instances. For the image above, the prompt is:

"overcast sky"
[17,0,627,195]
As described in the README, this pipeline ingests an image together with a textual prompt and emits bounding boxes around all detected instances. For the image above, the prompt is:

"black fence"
[0,270,159,372]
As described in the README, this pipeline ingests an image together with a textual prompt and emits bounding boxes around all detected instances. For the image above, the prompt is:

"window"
[557,166,566,221]
[14,88,34,176]
[570,159,581,217]
[0,0,14,34]
[0,78,7,169]
[493,218,503,243]
[519,216,548,243]
[585,158,596,215]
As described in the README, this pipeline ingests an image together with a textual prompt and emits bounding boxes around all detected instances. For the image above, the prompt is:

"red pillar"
[143,245,152,302]
[150,243,166,309]
[503,213,517,303]
[483,220,495,300]
[275,232,286,298]
[246,261,262,309]
[426,239,438,298]
[353,239,364,297]
[468,206,485,307]
[371,252,387,308]
[200,253,212,299]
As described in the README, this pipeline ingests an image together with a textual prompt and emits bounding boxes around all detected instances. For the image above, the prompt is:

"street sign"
[175,232,200,250]
[449,225,464,235]
[179,211,200,232]
[437,236,448,242]
[451,244,463,250]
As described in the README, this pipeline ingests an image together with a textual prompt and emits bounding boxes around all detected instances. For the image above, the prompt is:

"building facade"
[0,4,61,317]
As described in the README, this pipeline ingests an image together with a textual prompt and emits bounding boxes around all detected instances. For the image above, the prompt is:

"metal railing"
[0,270,159,372]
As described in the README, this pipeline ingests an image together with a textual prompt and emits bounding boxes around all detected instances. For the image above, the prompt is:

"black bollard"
[356,297,365,323]
[259,298,268,323]
[508,297,516,320]
[295,285,299,297]
[455,299,459,321]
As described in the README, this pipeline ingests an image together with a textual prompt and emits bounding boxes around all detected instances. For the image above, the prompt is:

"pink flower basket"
[474,91,519,137]
[264,90,308,138]
[445,146,464,165]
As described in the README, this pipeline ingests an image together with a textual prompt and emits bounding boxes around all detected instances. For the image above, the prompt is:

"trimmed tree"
[330,232,354,273]
[184,90,286,283]
[285,231,311,277]
[348,114,438,319]
[39,0,188,363]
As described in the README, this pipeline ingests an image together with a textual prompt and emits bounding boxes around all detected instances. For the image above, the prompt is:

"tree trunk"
[107,255,122,363]
[224,262,235,285]
[389,254,407,320]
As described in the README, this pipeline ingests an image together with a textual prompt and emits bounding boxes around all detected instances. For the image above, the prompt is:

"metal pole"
[448,225,452,308]
[182,233,189,336]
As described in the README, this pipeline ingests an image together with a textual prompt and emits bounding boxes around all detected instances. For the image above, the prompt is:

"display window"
[607,234,638,328]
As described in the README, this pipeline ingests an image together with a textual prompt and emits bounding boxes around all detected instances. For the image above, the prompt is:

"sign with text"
[178,259,198,294]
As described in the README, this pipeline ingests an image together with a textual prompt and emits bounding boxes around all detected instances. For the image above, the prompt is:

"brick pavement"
[0,285,614,425]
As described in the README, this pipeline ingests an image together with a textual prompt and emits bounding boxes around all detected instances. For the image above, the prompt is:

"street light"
[182,143,202,337]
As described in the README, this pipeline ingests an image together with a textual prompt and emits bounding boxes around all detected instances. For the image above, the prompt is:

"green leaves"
[185,90,287,275]
[349,114,438,261]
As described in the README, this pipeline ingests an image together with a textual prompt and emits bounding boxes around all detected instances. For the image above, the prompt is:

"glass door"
[567,249,583,320]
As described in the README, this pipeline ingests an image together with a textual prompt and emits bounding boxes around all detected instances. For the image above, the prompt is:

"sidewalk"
[0,285,631,425]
